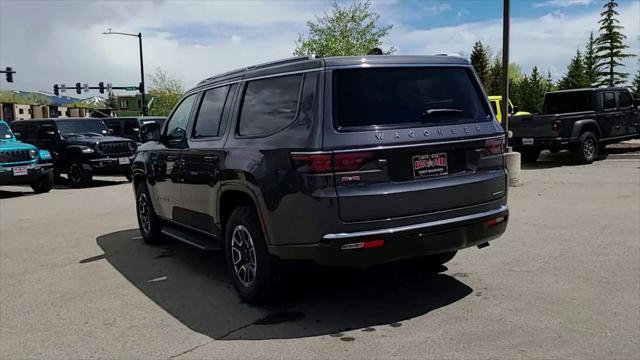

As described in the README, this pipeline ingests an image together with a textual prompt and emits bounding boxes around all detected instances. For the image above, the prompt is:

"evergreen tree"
[488,56,502,95]
[518,67,546,113]
[583,31,599,86]
[470,41,491,90]
[558,50,590,90]
[594,0,636,86]
[105,91,118,111]
[545,70,556,92]
[632,68,640,99]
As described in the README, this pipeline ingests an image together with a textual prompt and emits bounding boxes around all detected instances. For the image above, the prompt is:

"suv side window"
[602,92,616,110]
[237,74,302,137]
[165,94,197,141]
[193,85,230,138]
[105,120,121,136]
[618,91,633,108]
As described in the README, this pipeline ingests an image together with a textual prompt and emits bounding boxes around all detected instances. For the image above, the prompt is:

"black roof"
[547,87,630,94]
[194,54,470,90]
[17,117,103,122]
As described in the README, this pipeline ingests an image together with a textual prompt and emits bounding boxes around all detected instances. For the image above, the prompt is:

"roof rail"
[245,55,316,71]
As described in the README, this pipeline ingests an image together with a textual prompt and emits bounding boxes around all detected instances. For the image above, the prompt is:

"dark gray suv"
[131,55,509,303]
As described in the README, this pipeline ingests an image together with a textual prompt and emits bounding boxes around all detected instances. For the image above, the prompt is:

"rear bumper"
[269,205,508,267]
[510,137,571,149]
[0,163,53,186]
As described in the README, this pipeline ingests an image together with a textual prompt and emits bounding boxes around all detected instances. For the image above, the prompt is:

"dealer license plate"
[118,157,130,165]
[413,152,448,179]
[12,167,28,176]
[522,138,534,145]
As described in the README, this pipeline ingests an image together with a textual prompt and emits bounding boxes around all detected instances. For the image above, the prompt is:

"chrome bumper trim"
[323,205,508,240]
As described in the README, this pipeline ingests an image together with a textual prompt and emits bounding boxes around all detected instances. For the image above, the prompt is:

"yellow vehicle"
[488,96,531,122]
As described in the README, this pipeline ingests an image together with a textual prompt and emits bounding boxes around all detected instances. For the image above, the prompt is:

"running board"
[161,226,222,250]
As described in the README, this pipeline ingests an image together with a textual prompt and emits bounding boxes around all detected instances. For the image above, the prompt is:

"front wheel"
[67,159,93,188]
[572,131,599,164]
[135,182,163,244]
[30,173,54,193]
[225,205,280,304]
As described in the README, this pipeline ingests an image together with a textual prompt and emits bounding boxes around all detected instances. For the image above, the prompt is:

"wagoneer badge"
[374,125,483,141]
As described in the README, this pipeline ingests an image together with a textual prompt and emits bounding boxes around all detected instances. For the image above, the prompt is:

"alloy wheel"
[138,193,151,234]
[231,225,257,287]
[583,137,596,159]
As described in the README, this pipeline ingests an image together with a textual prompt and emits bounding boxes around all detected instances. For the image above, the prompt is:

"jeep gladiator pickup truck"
[510,87,639,163]
[0,120,54,193]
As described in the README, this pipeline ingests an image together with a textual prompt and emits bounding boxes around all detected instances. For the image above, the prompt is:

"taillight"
[552,120,562,131]
[485,138,504,155]
[291,153,332,173]
[486,216,505,227]
[291,151,373,173]
[333,152,373,172]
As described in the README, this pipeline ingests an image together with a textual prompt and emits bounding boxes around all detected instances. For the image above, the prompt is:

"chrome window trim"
[323,205,508,240]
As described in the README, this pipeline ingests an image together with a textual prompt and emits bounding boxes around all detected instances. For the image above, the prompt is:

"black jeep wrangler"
[12,118,137,187]
[132,55,508,303]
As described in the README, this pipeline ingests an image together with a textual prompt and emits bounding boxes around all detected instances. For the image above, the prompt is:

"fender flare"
[217,181,271,243]
[570,119,601,141]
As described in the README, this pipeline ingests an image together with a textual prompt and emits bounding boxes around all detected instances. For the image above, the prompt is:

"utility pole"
[501,0,510,139]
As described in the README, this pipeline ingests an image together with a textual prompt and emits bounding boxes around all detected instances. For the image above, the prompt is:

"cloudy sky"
[1,0,638,96]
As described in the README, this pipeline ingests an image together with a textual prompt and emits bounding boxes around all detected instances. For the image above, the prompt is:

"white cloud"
[387,1,639,80]
[0,0,638,95]
[534,0,593,8]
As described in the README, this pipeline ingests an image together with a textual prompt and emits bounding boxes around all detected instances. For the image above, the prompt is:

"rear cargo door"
[324,66,507,222]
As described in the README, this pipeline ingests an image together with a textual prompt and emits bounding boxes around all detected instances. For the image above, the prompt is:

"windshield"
[0,122,13,140]
[57,120,109,137]
[333,67,491,130]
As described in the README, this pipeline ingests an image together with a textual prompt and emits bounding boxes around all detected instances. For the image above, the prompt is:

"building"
[0,103,31,122]
[30,105,50,119]
[113,94,144,116]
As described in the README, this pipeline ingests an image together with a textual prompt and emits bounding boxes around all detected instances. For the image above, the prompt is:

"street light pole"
[501,0,510,138]
[102,30,148,115]
[137,32,147,116]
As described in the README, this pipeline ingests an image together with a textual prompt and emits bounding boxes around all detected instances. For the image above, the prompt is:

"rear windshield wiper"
[420,108,463,119]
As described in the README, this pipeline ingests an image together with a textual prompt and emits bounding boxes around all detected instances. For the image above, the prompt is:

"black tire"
[520,149,541,163]
[67,158,93,188]
[125,173,133,182]
[225,205,280,304]
[30,173,54,193]
[135,181,164,244]
[572,131,599,164]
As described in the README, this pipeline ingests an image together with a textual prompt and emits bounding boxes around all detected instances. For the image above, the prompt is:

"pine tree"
[519,67,546,113]
[594,0,636,86]
[583,31,600,86]
[470,41,491,90]
[632,68,640,99]
[105,91,118,111]
[558,50,590,90]
[488,56,502,95]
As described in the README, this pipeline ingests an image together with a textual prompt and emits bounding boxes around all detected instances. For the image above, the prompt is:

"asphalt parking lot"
[1,150,639,359]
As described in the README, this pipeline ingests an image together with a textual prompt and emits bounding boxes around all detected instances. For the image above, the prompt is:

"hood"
[0,139,38,151]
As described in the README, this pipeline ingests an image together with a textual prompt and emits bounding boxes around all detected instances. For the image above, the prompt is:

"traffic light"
[75,82,81,94]
[138,82,144,93]
[5,67,13,83]
[53,84,59,96]
[98,82,105,94]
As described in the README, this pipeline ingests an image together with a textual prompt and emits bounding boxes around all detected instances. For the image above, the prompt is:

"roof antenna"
[367,48,383,55]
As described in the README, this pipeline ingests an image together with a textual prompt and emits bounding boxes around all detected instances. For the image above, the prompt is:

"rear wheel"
[135,182,163,244]
[572,131,598,164]
[67,158,93,188]
[225,205,280,304]
[30,173,54,193]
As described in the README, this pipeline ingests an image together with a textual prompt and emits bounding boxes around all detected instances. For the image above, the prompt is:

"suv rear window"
[333,67,491,130]
[544,91,593,114]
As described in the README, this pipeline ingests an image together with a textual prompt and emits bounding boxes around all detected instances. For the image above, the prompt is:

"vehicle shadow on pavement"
[96,229,473,341]
[53,178,129,190]
[0,189,34,199]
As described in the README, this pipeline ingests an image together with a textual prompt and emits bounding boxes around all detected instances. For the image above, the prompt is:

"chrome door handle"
[203,155,219,161]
